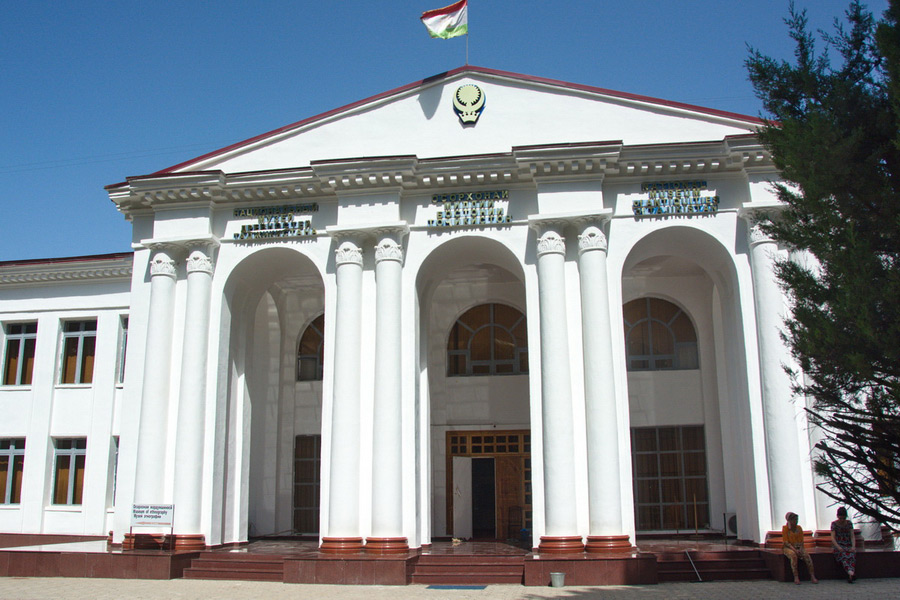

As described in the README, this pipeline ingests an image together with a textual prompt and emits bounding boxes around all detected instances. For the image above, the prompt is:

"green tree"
[746,0,900,531]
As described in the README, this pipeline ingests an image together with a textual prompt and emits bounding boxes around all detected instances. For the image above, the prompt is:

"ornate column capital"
[186,249,214,274]
[335,238,363,266]
[739,204,783,247]
[536,229,567,257]
[149,251,177,278]
[578,225,608,254]
[374,237,403,263]
[748,222,776,247]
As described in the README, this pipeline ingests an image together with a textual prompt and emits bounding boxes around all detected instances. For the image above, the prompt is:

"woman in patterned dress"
[831,507,857,583]
[782,512,818,584]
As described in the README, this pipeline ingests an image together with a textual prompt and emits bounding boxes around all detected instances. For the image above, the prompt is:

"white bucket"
[549,572,566,587]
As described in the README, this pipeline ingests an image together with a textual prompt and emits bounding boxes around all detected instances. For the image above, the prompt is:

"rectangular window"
[0,439,26,504]
[293,435,321,534]
[60,320,97,384]
[53,438,86,505]
[3,323,37,386]
[117,317,128,384]
[632,425,709,531]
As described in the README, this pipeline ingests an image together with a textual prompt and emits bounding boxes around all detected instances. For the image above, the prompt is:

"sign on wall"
[232,203,319,241]
[427,190,511,228]
[633,181,719,217]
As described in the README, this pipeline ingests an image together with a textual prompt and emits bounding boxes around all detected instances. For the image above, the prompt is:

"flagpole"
[466,33,469,65]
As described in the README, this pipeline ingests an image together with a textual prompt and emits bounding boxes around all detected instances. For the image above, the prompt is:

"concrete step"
[658,568,771,582]
[183,567,283,582]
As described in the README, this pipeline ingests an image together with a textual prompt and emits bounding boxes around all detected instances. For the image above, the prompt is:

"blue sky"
[0,0,890,260]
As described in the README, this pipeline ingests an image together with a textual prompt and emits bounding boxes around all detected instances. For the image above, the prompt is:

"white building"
[0,66,829,554]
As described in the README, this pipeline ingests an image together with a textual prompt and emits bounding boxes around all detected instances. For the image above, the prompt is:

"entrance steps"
[656,549,770,582]
[409,553,525,584]
[182,552,284,582]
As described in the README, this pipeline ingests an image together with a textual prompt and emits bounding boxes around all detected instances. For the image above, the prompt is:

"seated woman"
[831,507,857,583]
[783,512,818,584]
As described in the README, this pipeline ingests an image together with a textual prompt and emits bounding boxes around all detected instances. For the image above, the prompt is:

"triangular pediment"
[152,66,761,178]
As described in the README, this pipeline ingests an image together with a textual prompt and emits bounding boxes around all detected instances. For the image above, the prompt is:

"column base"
[320,536,365,554]
[585,535,632,553]
[171,534,207,552]
[122,533,169,550]
[365,537,409,554]
[538,535,584,554]
[122,533,206,551]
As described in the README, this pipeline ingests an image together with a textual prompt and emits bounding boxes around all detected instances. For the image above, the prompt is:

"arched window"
[297,314,324,381]
[447,303,528,376]
[623,298,698,371]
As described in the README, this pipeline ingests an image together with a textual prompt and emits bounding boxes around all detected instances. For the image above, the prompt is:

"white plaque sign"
[131,504,175,527]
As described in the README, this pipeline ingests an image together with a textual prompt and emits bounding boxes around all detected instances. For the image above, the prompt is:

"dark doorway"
[471,457,496,538]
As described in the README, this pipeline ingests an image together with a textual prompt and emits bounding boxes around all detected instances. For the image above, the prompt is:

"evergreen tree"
[746,0,900,531]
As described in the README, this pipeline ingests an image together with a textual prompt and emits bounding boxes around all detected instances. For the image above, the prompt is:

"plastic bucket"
[549,572,566,587]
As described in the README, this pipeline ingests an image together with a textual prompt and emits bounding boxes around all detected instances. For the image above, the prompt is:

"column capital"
[148,251,177,278]
[334,239,363,266]
[374,237,404,263]
[578,225,608,255]
[536,229,567,257]
[739,204,783,247]
[186,249,214,274]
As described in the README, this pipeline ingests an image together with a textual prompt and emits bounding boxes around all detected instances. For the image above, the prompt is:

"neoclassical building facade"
[0,67,830,553]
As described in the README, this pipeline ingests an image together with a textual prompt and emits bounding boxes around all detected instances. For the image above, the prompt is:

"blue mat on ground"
[426,584,488,590]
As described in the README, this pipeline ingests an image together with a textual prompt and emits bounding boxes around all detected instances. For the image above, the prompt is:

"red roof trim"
[133,66,763,184]
[0,252,133,268]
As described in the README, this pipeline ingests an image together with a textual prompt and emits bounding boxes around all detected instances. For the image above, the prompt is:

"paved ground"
[0,577,898,600]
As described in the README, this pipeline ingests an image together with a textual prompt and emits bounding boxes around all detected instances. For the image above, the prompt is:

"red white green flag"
[421,0,468,39]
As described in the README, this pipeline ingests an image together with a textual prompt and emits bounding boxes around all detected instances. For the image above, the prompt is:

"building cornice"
[108,136,774,217]
[0,254,133,288]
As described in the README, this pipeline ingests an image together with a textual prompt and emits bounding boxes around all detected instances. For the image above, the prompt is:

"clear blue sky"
[0,0,890,260]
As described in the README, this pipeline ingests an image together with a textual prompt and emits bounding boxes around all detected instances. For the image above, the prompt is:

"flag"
[421,0,468,39]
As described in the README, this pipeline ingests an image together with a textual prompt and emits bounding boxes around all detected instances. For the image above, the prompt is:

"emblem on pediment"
[453,84,486,124]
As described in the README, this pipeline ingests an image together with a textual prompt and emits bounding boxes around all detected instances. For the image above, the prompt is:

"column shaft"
[367,235,407,553]
[134,251,177,503]
[534,228,583,553]
[322,239,364,553]
[749,226,805,531]
[578,225,630,552]
[173,249,214,550]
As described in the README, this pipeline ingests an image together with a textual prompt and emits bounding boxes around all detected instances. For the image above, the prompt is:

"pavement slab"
[0,577,899,600]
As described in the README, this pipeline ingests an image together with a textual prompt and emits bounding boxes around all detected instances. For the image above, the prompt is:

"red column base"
[123,533,168,550]
[171,534,207,552]
[585,535,633,553]
[365,537,409,554]
[538,535,584,554]
[320,537,365,554]
[122,533,206,551]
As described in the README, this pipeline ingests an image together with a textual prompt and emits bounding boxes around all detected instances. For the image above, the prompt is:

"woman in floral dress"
[831,507,857,583]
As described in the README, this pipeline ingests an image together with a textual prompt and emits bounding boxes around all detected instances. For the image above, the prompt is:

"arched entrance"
[621,226,757,537]
[416,236,531,541]
[217,247,325,542]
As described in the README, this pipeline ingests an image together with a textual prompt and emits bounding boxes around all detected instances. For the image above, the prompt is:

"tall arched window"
[447,303,528,376]
[297,314,324,381]
[623,298,698,371]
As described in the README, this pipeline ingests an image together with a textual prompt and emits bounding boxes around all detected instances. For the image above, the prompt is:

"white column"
[367,231,407,553]
[577,221,630,552]
[173,246,215,549]
[533,223,583,553]
[322,236,365,553]
[747,220,806,531]
[134,249,177,504]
